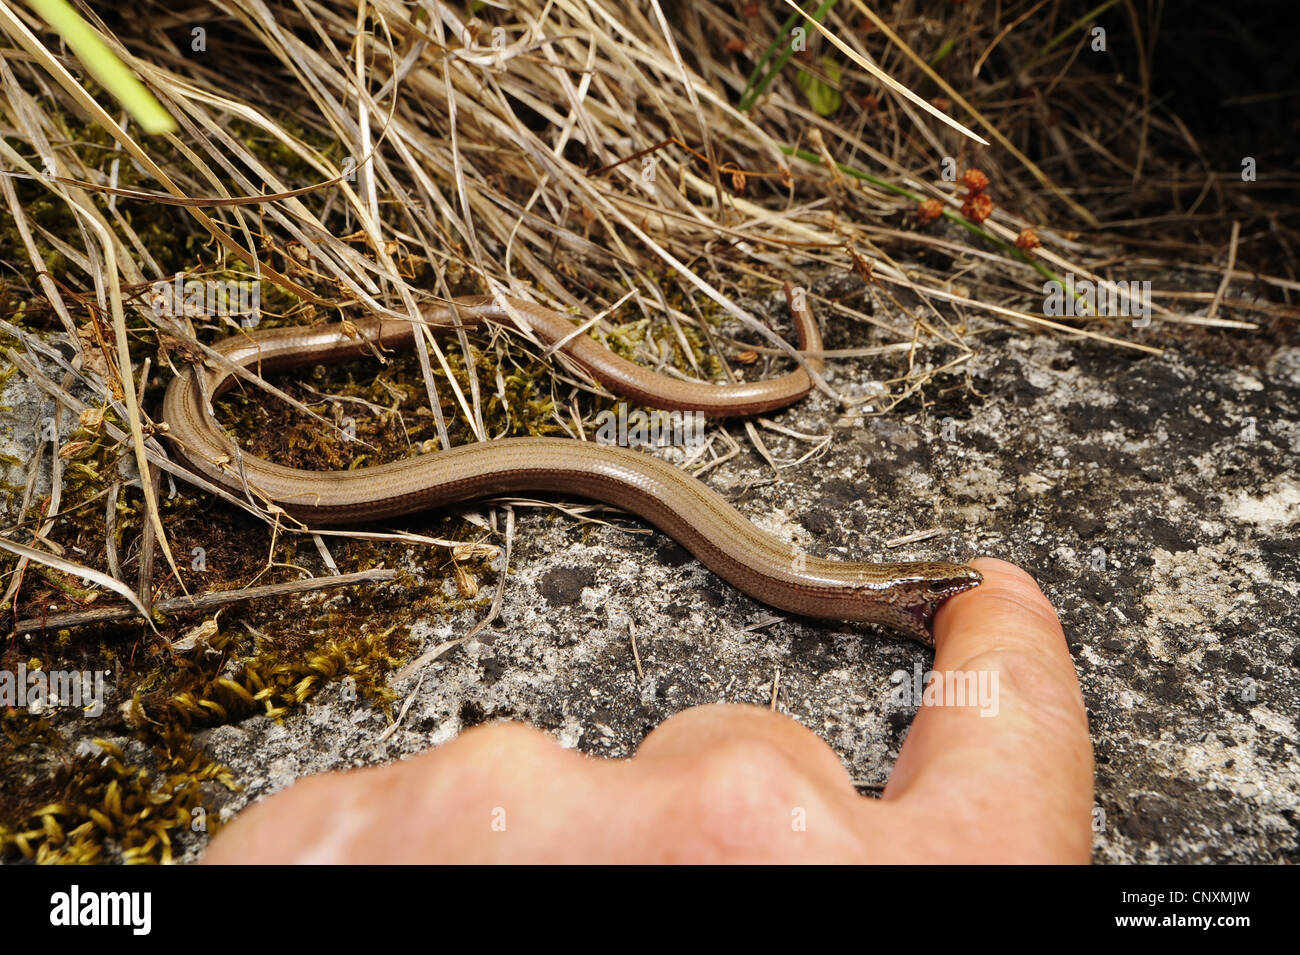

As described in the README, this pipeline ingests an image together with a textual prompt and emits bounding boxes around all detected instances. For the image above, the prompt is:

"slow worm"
[162,290,981,643]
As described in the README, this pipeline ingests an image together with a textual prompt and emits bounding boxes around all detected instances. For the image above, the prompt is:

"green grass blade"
[25,0,176,134]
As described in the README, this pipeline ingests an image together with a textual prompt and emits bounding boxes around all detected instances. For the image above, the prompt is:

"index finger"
[882,557,1094,862]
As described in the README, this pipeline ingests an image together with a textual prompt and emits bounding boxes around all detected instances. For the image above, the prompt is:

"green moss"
[158,616,418,727]
[0,736,232,865]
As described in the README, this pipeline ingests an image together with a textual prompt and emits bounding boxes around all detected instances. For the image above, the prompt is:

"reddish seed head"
[962,192,994,223]
[1015,228,1041,252]
[960,168,990,194]
[917,198,944,223]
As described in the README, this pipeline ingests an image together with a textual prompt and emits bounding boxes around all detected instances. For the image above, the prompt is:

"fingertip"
[934,555,1066,658]
[969,556,1043,588]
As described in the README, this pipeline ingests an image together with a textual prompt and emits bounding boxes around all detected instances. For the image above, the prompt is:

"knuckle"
[666,737,802,858]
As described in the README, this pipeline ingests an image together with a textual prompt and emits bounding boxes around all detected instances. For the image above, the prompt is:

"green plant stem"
[1020,0,1124,75]
[738,0,839,112]
[927,36,957,67]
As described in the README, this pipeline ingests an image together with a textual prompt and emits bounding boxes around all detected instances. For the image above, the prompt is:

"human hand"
[203,558,1093,863]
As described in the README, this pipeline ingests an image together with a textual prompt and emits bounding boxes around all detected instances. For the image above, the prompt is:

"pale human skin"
[203,558,1094,863]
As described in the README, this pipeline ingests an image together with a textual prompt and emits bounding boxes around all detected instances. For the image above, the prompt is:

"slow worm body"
[162,293,980,643]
